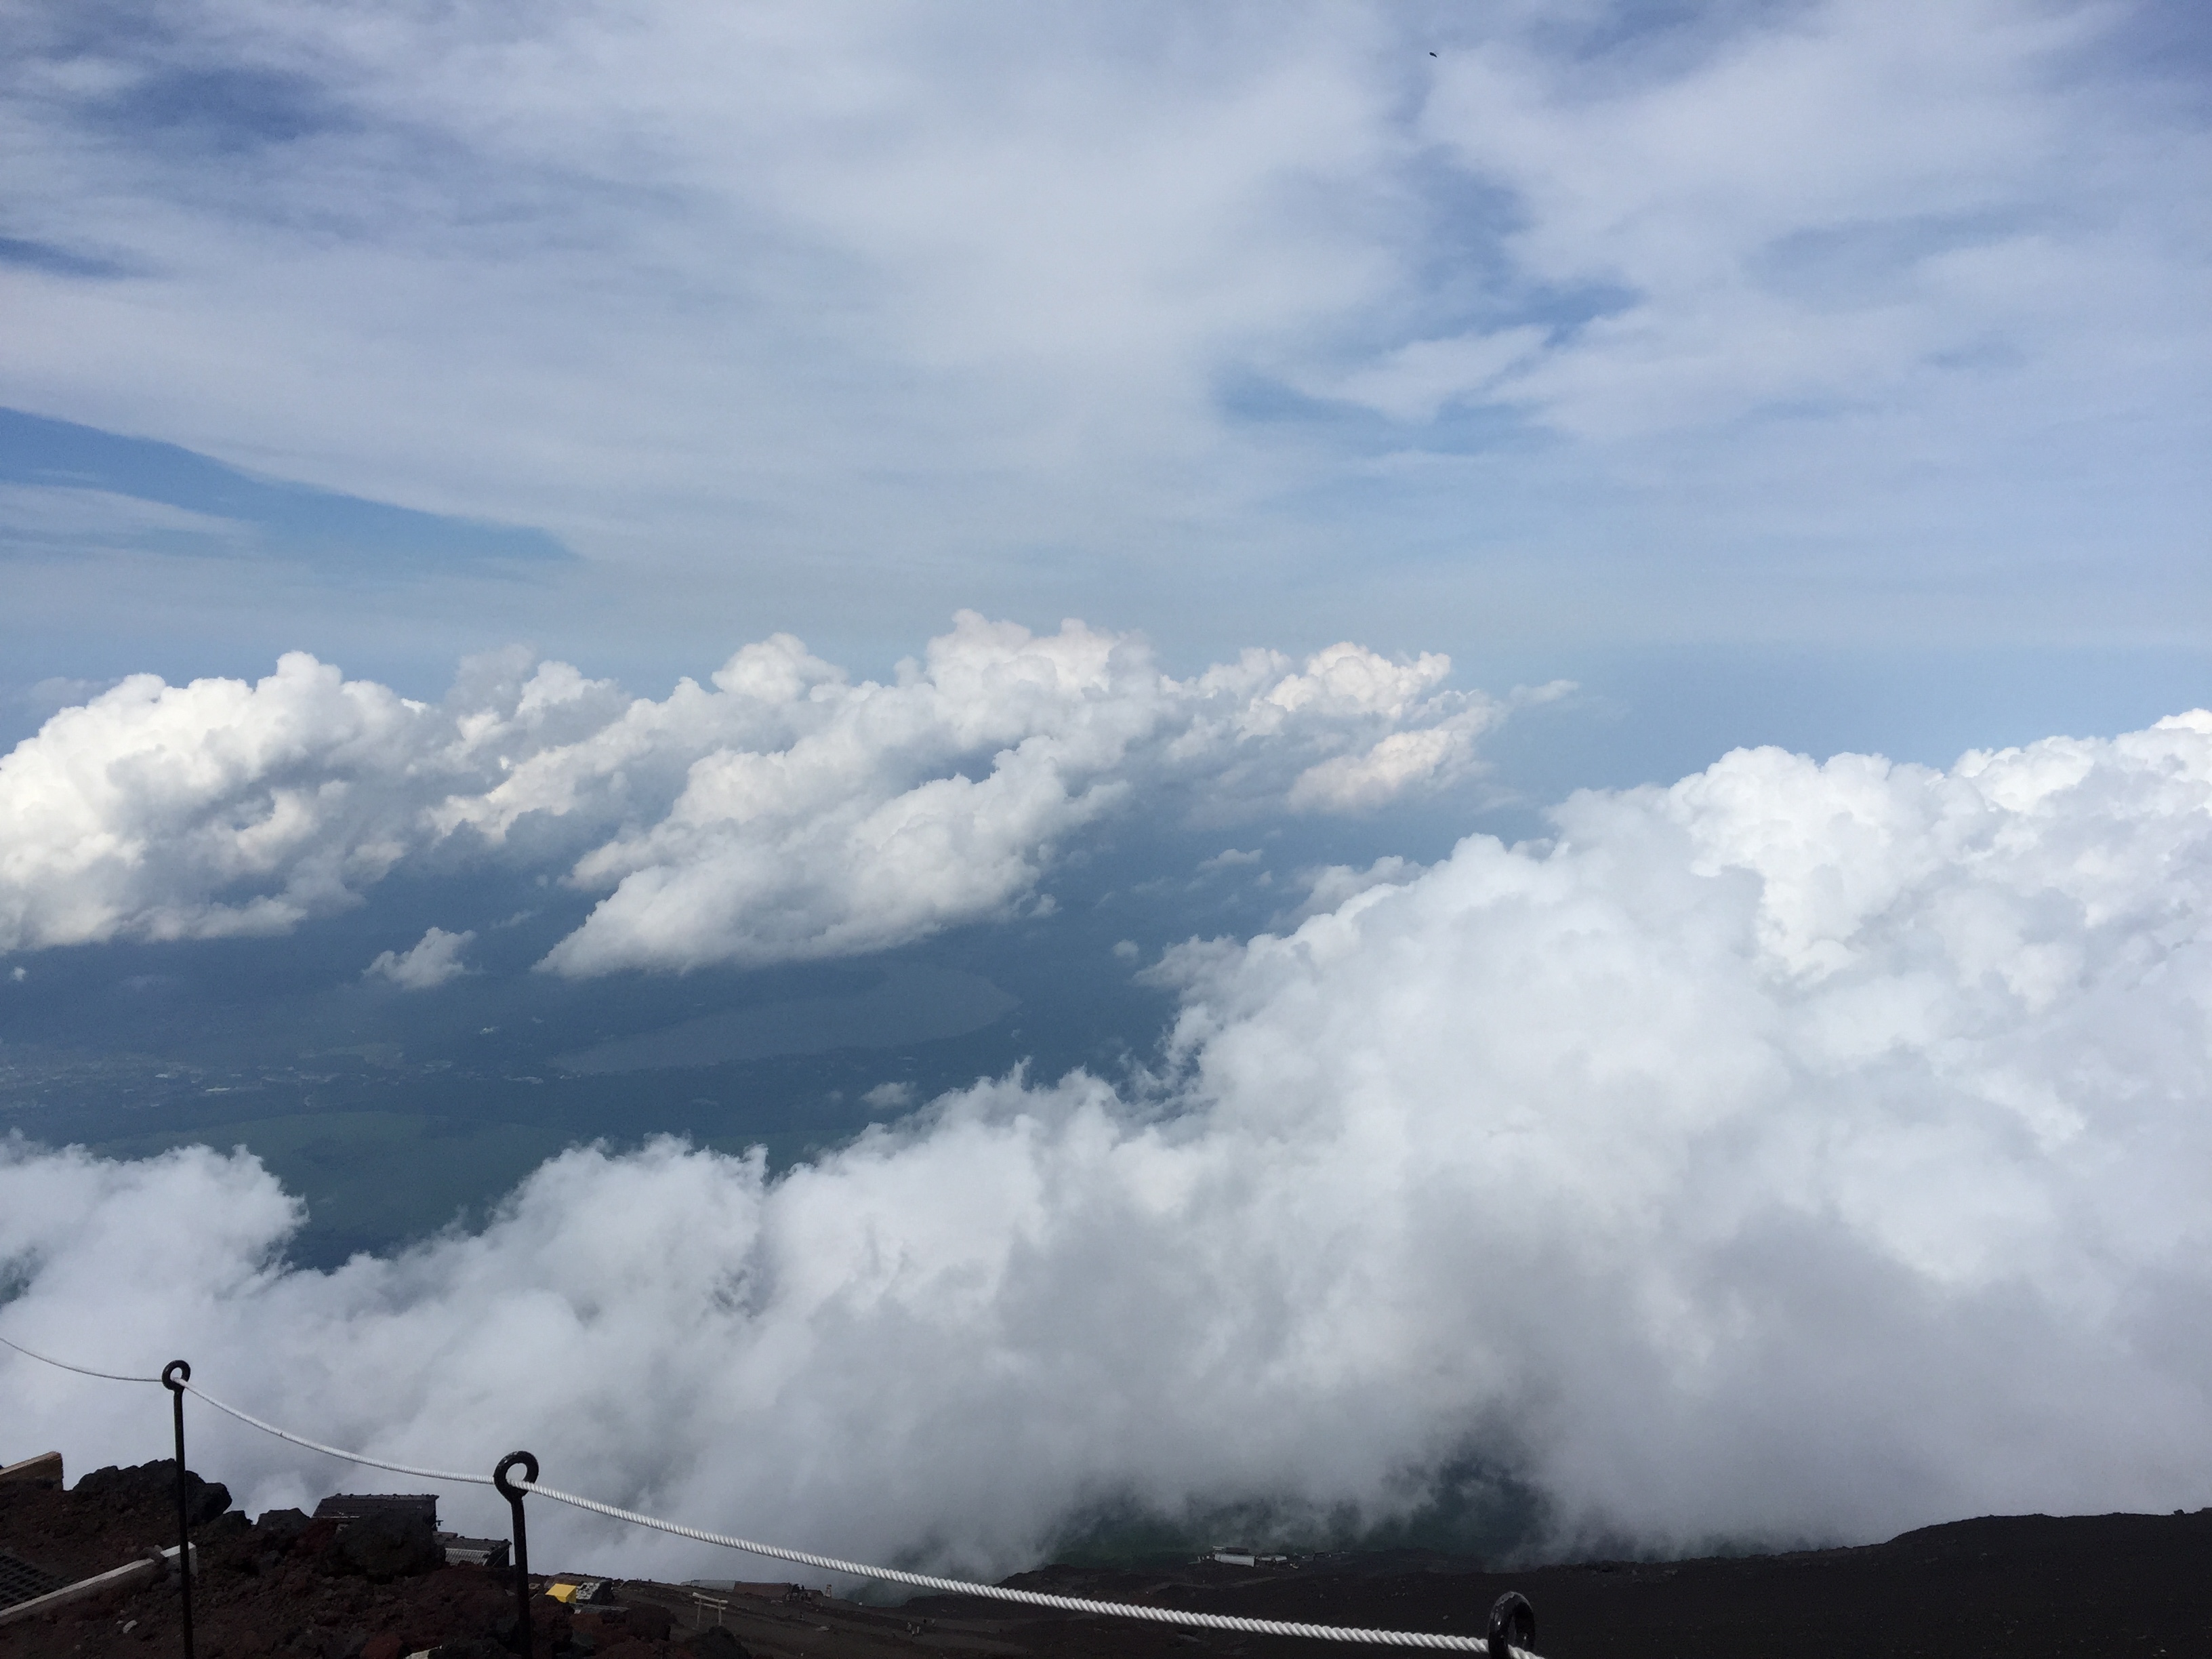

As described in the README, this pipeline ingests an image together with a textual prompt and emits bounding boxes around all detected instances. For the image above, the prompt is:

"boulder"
[72,1460,232,1524]
[331,1508,445,1580]
[255,1508,312,1547]
[617,1603,671,1643]
[679,1626,752,1659]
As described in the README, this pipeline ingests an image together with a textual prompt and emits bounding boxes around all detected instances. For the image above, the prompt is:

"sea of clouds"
[4,636,2211,1581]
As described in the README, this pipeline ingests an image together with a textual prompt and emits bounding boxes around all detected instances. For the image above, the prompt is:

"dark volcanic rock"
[296,1515,345,1563]
[0,1461,235,1586]
[424,1640,508,1659]
[677,1628,752,1659]
[0,1471,537,1659]
[70,1462,233,1528]
[331,1509,444,1581]
[256,1509,312,1546]
[617,1603,672,1643]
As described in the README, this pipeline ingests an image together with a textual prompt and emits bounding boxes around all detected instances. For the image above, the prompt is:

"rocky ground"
[0,1464,661,1659]
[5,1464,2210,1659]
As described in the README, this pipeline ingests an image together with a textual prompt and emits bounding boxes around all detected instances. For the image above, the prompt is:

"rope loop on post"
[1486,1592,1534,1659]
[493,1450,539,1499]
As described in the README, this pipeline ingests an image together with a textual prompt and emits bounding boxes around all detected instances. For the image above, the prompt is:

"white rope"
[180,1382,493,1488]
[3,1340,1538,1656]
[518,1479,1531,1655]
[0,1331,162,1384]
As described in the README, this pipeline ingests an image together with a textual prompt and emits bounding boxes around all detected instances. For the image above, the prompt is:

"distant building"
[312,1493,510,1570]
[438,1534,512,1570]
[314,1494,440,1528]
[1208,1544,1294,1568]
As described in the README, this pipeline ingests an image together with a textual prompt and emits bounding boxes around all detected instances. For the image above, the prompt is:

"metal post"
[493,1452,539,1659]
[1486,1591,1534,1659]
[161,1362,194,1659]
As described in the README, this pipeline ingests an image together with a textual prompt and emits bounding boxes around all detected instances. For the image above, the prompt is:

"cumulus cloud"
[7,712,2212,1577]
[0,653,434,949]
[1290,723,1473,813]
[0,617,1503,972]
[1288,854,1426,921]
[365,926,476,991]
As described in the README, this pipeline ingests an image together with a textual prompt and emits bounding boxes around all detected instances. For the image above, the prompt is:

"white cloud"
[1285,678,1571,813]
[1321,325,1550,424]
[1197,848,1263,872]
[1412,1,2212,444]
[0,652,434,949]
[365,926,476,991]
[0,618,1502,970]
[23,676,111,713]
[1288,721,1478,813]
[1288,854,1424,921]
[7,711,2212,1576]
[0,483,251,552]
[0,3,1405,583]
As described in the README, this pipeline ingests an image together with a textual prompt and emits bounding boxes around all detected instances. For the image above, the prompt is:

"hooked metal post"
[1485,1591,1534,1659]
[493,1452,539,1659]
[161,1361,195,1659]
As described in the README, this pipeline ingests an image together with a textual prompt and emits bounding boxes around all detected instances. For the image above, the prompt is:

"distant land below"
[554,963,1019,1073]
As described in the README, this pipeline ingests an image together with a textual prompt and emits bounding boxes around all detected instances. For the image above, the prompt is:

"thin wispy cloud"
[0,1,2200,666]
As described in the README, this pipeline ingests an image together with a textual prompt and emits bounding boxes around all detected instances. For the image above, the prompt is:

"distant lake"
[552,962,1019,1073]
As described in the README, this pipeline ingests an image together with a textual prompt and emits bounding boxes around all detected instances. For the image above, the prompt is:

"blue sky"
[3,0,2204,777]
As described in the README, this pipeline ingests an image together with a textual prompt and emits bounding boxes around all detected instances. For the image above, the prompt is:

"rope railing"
[0,1332,1544,1659]
[0,1332,163,1385]
[177,1380,493,1488]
